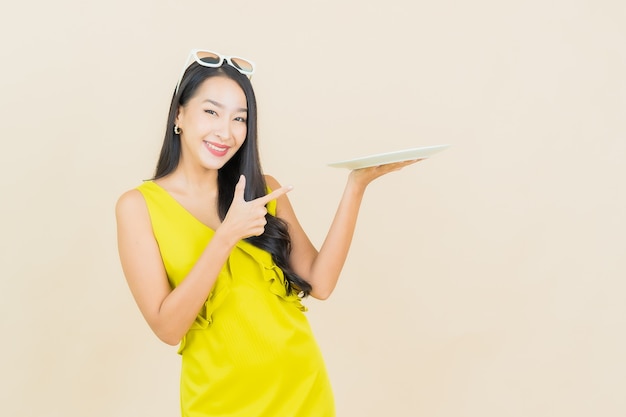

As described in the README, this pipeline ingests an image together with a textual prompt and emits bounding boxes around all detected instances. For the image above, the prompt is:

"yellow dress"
[137,181,335,417]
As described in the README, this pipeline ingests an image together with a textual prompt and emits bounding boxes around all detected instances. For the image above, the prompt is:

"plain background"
[1,0,624,416]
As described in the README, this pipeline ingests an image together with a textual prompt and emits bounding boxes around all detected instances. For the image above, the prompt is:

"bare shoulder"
[264,174,282,190]
[115,188,154,246]
[115,188,148,220]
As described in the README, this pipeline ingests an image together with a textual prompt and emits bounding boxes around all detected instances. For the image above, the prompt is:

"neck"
[165,159,219,196]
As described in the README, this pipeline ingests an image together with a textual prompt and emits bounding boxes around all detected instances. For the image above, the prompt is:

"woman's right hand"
[218,175,293,243]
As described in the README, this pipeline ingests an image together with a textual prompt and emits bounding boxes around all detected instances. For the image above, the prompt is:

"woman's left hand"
[349,159,422,188]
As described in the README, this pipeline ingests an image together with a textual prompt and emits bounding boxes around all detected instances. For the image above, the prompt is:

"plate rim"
[327,144,450,169]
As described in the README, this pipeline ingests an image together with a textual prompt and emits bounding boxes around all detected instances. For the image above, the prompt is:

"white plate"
[327,144,450,169]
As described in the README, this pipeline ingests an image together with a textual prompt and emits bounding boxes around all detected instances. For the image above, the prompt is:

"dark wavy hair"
[153,62,311,296]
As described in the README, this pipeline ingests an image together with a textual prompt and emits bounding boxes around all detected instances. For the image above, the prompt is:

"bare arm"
[116,176,292,345]
[268,159,420,300]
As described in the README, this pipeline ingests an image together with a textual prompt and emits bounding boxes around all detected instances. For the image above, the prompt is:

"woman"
[116,50,418,416]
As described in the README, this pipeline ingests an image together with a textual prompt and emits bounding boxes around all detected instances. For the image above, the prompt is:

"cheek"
[234,124,248,141]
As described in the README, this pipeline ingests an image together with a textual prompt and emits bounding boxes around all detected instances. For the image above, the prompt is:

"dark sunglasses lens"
[196,51,221,65]
[230,58,254,73]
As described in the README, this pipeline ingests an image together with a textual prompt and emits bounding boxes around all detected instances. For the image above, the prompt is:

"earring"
[174,125,181,135]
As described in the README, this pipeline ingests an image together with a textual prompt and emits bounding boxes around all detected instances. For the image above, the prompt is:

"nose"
[214,118,231,142]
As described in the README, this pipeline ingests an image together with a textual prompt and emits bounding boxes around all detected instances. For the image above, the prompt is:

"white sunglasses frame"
[174,49,256,95]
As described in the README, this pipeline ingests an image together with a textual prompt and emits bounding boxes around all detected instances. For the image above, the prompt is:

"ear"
[174,105,184,127]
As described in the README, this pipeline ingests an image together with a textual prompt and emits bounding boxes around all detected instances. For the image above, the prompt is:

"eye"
[234,116,247,122]
[204,109,217,116]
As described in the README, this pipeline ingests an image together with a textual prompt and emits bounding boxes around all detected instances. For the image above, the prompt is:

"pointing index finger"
[257,185,293,206]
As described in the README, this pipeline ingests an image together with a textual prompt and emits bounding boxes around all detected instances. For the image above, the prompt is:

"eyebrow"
[203,99,248,113]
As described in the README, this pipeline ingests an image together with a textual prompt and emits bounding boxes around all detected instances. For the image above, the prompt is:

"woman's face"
[175,76,248,170]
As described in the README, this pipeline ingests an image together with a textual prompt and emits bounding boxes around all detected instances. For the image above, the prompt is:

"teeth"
[205,141,227,151]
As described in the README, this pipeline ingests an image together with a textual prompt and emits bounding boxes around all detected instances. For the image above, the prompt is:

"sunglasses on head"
[175,49,256,95]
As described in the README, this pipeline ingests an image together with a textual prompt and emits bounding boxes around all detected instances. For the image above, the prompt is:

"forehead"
[193,75,247,105]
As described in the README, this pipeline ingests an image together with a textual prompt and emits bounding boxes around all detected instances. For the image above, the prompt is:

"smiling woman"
[115,49,419,417]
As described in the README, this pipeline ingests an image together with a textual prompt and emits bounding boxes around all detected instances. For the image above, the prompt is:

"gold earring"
[174,125,181,135]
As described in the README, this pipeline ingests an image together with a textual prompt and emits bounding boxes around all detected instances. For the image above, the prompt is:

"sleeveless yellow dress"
[137,181,335,417]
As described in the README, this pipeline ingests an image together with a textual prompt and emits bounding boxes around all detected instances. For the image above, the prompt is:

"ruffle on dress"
[177,271,231,354]
[177,239,306,355]
[237,240,307,312]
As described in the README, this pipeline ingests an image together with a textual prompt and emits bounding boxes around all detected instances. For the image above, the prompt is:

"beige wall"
[1,0,625,416]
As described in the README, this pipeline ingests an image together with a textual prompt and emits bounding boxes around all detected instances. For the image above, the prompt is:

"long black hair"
[154,61,311,296]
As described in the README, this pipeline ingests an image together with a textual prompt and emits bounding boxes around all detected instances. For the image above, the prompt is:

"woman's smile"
[204,140,230,157]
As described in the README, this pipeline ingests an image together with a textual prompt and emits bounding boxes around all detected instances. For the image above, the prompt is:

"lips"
[203,141,230,157]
